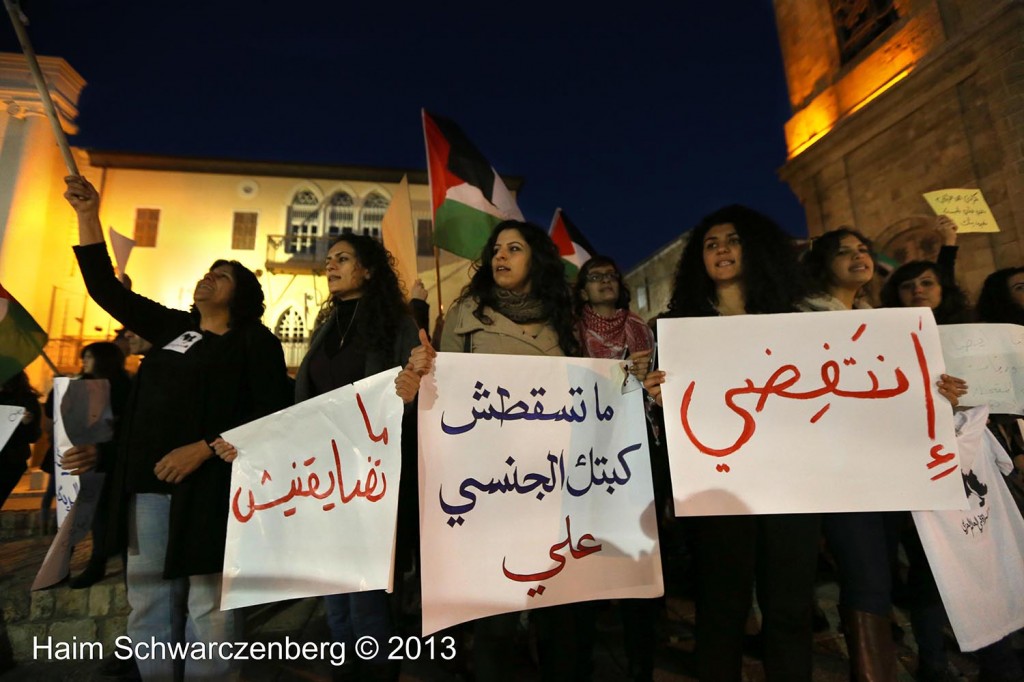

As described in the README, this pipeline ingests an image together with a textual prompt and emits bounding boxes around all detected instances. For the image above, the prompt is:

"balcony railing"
[265,234,335,275]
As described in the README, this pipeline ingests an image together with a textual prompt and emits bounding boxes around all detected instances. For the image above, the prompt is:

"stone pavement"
[0,472,997,681]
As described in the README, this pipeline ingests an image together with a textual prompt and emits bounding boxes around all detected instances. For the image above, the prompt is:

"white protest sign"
[418,353,662,636]
[33,472,104,589]
[658,308,967,516]
[53,377,113,530]
[938,323,1024,416]
[221,368,404,611]
[0,405,26,452]
[108,227,135,280]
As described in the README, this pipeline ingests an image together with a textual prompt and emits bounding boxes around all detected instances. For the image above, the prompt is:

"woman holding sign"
[64,175,293,682]
[644,205,820,681]
[292,234,430,682]
[440,220,582,681]
[213,233,432,682]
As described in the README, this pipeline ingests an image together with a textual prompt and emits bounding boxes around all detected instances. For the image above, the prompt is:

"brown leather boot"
[839,606,898,682]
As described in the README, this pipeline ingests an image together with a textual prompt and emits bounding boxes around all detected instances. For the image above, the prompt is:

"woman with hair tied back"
[440,220,582,681]
[64,175,293,682]
[644,204,820,681]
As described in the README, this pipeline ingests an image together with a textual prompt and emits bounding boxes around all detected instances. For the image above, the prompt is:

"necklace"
[334,300,360,348]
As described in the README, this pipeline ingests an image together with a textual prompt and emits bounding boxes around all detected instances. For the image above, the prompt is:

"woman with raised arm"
[64,175,293,682]
[644,205,820,681]
[440,220,582,681]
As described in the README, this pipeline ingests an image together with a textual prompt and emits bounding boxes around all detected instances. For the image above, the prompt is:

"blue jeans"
[323,590,394,662]
[127,493,241,681]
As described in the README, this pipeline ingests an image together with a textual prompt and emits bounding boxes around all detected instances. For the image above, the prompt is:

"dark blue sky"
[2,0,806,269]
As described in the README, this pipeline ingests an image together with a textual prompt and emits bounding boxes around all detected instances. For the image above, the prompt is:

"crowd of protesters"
[2,176,1023,682]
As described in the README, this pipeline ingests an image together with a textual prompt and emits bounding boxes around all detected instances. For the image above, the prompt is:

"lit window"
[636,286,648,310]
[134,208,160,248]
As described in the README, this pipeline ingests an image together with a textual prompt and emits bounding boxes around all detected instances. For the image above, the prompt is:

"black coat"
[75,244,293,577]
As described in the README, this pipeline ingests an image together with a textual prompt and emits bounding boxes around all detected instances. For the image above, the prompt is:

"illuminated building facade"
[0,53,491,388]
[776,0,1024,293]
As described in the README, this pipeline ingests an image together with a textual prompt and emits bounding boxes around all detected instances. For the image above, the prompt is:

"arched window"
[286,189,321,254]
[274,306,306,342]
[359,192,389,238]
[326,192,355,239]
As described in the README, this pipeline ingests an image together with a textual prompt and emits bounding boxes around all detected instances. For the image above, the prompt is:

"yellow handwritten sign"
[923,189,999,233]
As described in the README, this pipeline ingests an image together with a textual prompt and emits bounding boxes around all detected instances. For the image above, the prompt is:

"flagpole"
[431,226,443,317]
[3,0,79,176]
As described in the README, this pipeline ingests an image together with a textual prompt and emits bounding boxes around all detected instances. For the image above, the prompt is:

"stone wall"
[776,0,1024,298]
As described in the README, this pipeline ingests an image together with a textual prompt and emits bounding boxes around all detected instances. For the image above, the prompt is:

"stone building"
[775,0,1024,295]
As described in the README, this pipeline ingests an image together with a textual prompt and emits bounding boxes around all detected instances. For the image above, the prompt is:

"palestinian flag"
[549,208,597,279]
[423,110,523,260]
[0,282,47,384]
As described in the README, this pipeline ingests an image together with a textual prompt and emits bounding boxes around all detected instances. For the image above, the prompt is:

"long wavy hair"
[801,227,875,296]
[314,235,410,349]
[976,266,1024,325]
[458,220,579,356]
[667,205,805,316]
[880,261,972,324]
[190,259,266,328]
[573,255,631,315]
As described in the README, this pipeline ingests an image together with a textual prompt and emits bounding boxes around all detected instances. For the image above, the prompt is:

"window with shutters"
[134,208,160,247]
[232,212,258,250]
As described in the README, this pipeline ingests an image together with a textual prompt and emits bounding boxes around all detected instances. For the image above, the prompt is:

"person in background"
[0,371,41,510]
[573,255,659,680]
[59,342,131,588]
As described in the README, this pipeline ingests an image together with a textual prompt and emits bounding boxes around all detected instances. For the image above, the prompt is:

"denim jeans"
[323,590,394,662]
[127,493,241,681]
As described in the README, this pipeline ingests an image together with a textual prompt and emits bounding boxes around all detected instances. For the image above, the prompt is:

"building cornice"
[0,53,85,133]
[85,149,525,191]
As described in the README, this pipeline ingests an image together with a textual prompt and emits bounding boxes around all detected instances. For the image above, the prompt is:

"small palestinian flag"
[549,208,597,279]
[423,110,523,260]
[0,282,48,384]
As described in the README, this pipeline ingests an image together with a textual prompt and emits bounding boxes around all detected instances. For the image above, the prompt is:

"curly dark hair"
[313,235,411,350]
[573,256,631,315]
[667,204,805,316]
[880,261,972,324]
[457,220,579,356]
[801,227,875,295]
[190,260,266,328]
[80,342,127,381]
[976,266,1024,325]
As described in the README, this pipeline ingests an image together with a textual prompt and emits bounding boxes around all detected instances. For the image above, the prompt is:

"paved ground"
[0,473,1008,681]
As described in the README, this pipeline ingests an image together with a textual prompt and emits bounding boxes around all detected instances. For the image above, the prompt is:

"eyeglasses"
[585,272,619,283]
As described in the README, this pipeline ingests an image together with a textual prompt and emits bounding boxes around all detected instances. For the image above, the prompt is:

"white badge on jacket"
[162,331,203,354]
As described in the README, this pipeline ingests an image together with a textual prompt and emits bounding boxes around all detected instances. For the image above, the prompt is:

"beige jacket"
[439,297,564,356]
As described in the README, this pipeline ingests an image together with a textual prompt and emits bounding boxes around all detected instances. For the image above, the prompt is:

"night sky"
[1,0,806,270]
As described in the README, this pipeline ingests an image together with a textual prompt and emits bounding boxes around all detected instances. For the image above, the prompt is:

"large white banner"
[658,308,967,516]
[418,353,663,636]
[221,368,404,611]
[938,323,1024,416]
[53,377,112,531]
